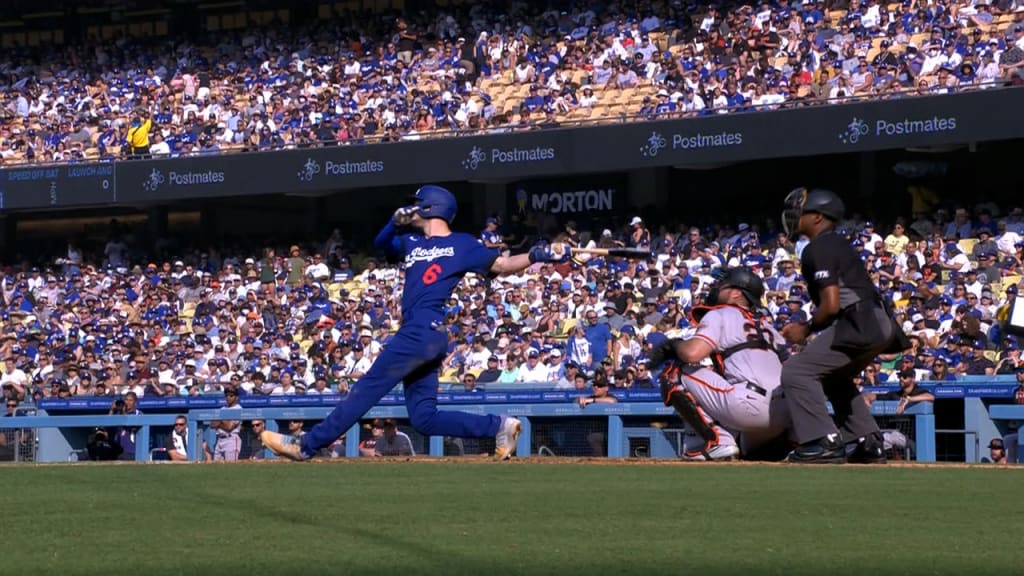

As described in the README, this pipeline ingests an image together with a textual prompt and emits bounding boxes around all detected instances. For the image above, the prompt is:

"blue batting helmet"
[410,185,457,224]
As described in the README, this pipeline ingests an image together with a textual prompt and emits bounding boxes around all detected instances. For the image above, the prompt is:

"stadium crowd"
[1,196,1024,417]
[0,0,1021,163]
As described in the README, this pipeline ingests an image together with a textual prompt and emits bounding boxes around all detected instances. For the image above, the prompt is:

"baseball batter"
[260,185,572,461]
[650,267,790,460]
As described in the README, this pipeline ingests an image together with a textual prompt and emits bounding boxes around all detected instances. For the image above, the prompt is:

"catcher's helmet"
[714,266,765,308]
[409,185,458,224]
[782,187,845,238]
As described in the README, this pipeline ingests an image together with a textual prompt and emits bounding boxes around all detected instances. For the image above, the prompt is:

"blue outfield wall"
[13,376,1023,464]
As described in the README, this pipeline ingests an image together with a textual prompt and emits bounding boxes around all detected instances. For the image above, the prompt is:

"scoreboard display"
[0,164,115,209]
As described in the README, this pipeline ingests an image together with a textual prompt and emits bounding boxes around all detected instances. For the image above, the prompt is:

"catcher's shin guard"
[660,368,717,459]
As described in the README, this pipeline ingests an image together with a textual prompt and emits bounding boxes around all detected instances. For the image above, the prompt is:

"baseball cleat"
[786,434,846,464]
[259,431,307,461]
[494,416,522,460]
[682,443,740,462]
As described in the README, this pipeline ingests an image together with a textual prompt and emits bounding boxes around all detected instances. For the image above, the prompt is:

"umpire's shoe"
[847,432,887,464]
[786,433,846,464]
[494,416,522,460]
[260,431,307,461]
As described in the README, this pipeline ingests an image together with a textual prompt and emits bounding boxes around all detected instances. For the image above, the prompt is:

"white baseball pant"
[214,434,241,461]
[678,366,790,455]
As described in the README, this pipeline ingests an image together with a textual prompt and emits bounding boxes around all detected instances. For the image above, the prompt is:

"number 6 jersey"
[396,233,499,324]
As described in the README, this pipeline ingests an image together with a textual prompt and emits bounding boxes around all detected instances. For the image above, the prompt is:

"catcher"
[649,267,791,460]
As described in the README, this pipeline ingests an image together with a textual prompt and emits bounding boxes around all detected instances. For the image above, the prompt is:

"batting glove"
[393,206,418,226]
[528,242,572,263]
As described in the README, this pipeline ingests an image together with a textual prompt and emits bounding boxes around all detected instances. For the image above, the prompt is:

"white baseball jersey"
[691,306,783,391]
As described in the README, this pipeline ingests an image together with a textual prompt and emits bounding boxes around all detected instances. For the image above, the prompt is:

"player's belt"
[745,383,767,397]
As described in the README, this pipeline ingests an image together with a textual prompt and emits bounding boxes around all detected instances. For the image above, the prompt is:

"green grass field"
[3,461,1021,576]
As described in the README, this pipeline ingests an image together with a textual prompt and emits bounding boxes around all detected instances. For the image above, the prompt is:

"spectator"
[984,438,1009,465]
[477,356,502,384]
[577,373,618,456]
[372,418,414,457]
[0,398,22,461]
[164,415,190,462]
[867,369,936,415]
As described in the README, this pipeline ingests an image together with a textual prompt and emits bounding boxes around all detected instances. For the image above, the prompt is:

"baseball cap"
[989,438,1005,450]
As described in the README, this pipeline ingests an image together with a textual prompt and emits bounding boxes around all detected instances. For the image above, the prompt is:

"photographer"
[109,392,142,461]
[86,427,123,461]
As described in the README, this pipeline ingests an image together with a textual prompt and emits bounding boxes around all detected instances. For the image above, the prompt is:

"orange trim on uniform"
[692,333,718,350]
[682,389,721,458]
[682,371,733,394]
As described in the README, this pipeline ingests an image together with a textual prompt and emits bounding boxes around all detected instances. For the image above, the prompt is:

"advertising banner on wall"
[0,88,1019,210]
[506,174,629,219]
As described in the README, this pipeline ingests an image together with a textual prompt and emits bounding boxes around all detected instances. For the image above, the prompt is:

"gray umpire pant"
[782,306,893,444]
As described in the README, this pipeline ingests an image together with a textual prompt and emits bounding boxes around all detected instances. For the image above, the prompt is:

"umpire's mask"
[782,187,807,241]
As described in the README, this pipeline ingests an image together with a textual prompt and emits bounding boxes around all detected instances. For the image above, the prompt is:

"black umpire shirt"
[800,230,880,313]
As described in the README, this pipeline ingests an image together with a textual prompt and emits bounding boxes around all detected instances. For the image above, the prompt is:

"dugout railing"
[13,373,1024,464]
[4,397,934,463]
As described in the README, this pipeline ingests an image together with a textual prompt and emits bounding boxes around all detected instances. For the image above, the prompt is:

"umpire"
[779,188,905,464]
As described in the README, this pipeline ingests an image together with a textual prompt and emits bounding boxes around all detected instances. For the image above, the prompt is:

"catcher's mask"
[700,266,731,307]
[782,187,845,240]
[781,187,808,241]
[701,267,763,309]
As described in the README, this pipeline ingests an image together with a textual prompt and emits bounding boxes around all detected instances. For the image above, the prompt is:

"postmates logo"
[461,145,556,171]
[838,116,957,145]
[297,158,322,182]
[640,130,742,157]
[639,131,667,157]
[143,168,224,191]
[297,157,385,182]
[142,168,165,192]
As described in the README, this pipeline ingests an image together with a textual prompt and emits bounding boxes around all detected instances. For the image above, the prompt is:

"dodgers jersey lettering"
[398,233,498,321]
[692,306,783,390]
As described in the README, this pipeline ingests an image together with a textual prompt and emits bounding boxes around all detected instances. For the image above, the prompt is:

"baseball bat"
[573,247,651,258]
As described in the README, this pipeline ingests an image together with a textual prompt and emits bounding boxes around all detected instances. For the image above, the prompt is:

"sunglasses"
[6,404,17,408]
[174,422,187,427]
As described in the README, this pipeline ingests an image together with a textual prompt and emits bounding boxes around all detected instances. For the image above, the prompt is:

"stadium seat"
[555,318,577,339]
[958,238,978,254]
